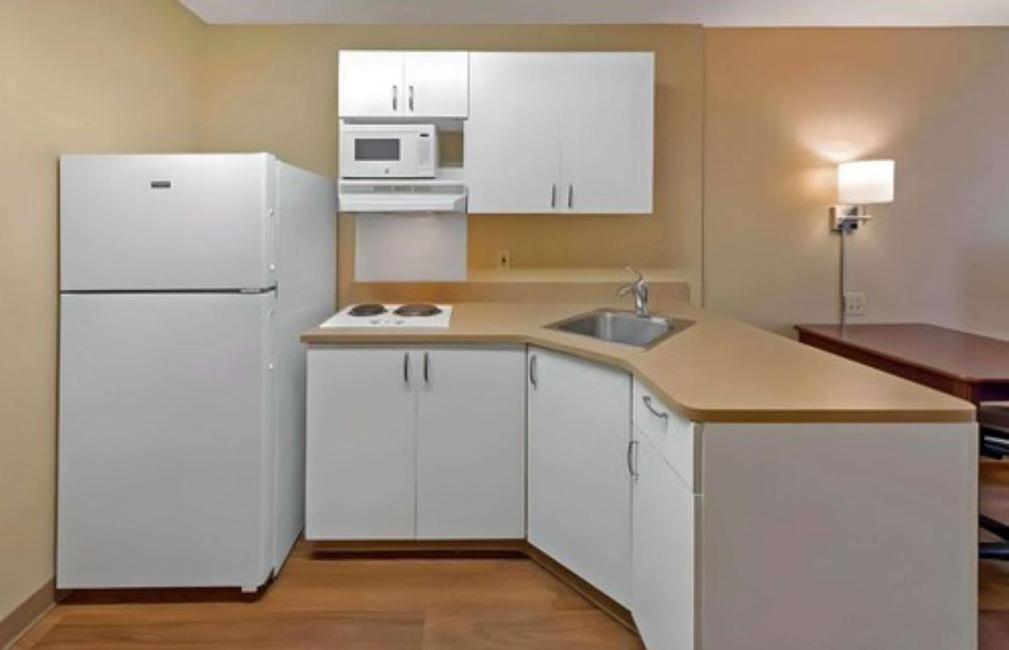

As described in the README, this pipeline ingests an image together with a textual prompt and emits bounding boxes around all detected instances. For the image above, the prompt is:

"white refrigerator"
[57,154,336,591]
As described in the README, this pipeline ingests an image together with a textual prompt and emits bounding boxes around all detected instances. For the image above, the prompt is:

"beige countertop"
[301,301,975,424]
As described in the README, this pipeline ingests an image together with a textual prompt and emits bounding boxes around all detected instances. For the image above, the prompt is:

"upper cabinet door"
[465,53,563,213]
[403,51,469,118]
[339,51,405,118]
[559,53,654,214]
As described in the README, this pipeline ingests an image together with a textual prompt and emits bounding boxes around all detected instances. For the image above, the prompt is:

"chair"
[979,403,1009,560]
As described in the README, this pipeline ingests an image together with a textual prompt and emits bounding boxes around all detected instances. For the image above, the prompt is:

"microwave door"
[342,134,407,178]
[356,138,401,165]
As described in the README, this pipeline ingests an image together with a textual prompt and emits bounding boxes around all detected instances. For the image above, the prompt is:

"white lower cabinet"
[306,345,525,540]
[632,426,697,650]
[306,342,974,650]
[527,346,633,608]
[306,347,416,539]
[416,346,526,539]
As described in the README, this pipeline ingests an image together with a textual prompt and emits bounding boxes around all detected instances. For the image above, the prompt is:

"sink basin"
[548,309,693,349]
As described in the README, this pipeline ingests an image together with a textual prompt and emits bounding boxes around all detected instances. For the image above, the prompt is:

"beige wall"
[704,28,1009,338]
[0,0,204,622]
[195,25,705,304]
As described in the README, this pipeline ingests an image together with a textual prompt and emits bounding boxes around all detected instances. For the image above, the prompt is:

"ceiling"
[179,0,1009,26]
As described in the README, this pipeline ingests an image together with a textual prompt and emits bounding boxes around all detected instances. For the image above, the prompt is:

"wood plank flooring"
[14,461,1009,648]
[14,544,642,649]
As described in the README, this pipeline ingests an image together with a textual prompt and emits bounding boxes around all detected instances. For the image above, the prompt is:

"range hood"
[338,168,466,214]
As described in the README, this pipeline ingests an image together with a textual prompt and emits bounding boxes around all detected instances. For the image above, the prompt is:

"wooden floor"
[14,462,1009,648]
[14,544,642,649]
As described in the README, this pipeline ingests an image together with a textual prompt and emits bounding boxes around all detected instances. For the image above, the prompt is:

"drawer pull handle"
[642,395,668,421]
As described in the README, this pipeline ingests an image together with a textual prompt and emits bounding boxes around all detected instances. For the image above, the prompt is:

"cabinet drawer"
[632,379,698,492]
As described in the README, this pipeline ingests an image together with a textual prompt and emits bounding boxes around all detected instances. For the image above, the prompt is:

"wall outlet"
[496,249,511,270]
[843,291,866,317]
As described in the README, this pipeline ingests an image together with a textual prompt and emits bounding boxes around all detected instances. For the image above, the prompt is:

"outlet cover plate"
[843,291,866,317]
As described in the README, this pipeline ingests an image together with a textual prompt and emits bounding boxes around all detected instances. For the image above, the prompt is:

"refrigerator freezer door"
[57,292,276,589]
[60,154,276,291]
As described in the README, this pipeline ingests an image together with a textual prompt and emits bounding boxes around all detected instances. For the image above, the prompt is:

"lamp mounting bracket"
[829,204,871,233]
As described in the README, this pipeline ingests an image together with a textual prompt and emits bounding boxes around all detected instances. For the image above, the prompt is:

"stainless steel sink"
[548,309,694,349]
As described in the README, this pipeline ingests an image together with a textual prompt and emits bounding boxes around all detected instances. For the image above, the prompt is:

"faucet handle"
[624,266,645,284]
[617,266,645,297]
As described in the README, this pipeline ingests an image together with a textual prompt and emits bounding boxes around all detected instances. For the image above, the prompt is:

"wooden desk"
[795,323,1009,406]
[797,322,1009,562]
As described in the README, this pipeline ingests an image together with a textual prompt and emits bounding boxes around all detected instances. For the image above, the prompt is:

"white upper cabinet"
[403,51,469,118]
[466,52,654,215]
[339,51,405,118]
[339,50,469,119]
[558,53,654,214]
[465,53,564,213]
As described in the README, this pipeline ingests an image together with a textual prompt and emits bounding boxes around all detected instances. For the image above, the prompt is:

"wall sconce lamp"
[830,159,895,232]
[830,159,894,326]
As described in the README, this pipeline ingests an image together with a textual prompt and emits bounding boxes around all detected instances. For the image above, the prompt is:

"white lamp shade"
[838,159,895,204]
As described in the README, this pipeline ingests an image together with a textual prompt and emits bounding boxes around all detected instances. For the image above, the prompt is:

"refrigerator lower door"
[58,292,276,590]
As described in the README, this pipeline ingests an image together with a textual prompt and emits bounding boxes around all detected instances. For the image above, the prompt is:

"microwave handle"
[391,85,398,111]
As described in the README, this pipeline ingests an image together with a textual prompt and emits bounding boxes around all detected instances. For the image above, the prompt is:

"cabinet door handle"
[408,85,415,112]
[529,354,538,388]
[392,84,398,111]
[403,352,410,385]
[627,439,640,478]
[642,395,669,421]
[423,351,430,384]
[567,183,574,209]
[550,184,557,209]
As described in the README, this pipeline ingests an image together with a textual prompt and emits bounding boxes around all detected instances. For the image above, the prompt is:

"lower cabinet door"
[633,431,696,650]
[528,346,633,607]
[305,347,417,539]
[416,345,527,538]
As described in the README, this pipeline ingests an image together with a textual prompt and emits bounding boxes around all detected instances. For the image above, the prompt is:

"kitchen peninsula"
[302,300,976,650]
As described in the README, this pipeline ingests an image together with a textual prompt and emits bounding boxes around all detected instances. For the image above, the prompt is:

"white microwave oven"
[340,123,438,179]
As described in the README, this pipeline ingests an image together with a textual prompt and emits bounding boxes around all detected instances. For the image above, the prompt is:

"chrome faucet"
[617,267,650,318]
